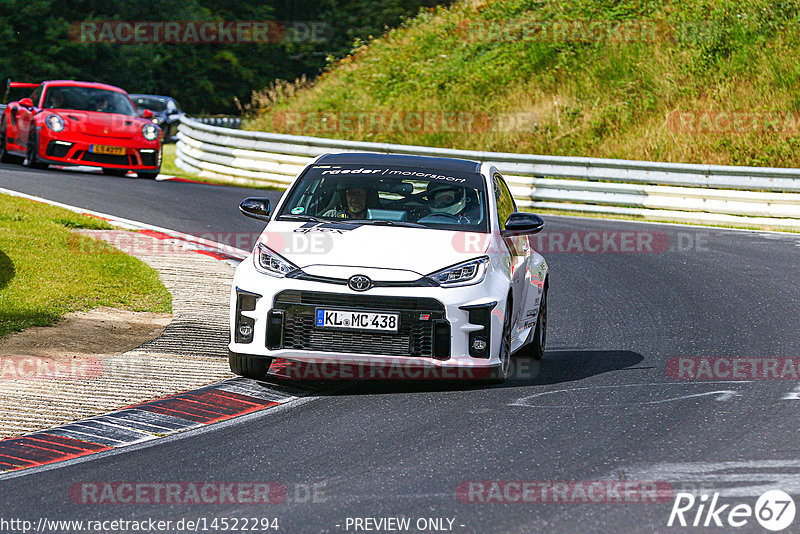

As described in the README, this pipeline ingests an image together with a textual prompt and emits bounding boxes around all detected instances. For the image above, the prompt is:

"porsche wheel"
[23,131,48,170]
[229,351,272,380]
[137,170,160,179]
[102,168,129,177]
[0,123,21,164]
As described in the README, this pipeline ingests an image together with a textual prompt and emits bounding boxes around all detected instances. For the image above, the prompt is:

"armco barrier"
[175,117,800,230]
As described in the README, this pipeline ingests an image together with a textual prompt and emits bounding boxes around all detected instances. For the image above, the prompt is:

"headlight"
[141,123,160,141]
[45,114,65,132]
[427,256,489,287]
[253,243,298,277]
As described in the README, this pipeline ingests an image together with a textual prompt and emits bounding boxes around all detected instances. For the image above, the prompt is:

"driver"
[48,92,65,109]
[324,184,369,219]
[94,95,111,112]
[425,181,480,223]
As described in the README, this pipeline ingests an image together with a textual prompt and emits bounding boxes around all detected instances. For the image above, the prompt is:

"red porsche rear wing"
[4,79,39,105]
[8,82,38,89]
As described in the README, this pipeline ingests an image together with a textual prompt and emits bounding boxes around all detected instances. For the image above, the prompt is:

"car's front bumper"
[229,256,508,374]
[37,129,161,170]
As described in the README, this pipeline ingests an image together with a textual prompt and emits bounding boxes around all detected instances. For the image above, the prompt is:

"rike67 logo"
[668,490,796,531]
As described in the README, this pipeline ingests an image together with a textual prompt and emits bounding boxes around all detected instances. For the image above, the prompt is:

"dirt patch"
[0,307,172,360]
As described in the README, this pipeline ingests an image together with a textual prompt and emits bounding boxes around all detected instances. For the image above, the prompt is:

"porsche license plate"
[315,309,399,332]
[91,145,125,155]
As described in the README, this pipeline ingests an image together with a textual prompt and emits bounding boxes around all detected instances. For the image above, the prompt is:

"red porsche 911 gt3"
[0,80,162,178]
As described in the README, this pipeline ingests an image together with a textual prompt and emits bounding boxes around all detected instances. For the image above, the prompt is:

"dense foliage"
[0,0,447,114]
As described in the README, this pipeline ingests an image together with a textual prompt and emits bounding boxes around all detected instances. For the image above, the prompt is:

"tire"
[228,351,272,380]
[137,169,160,179]
[487,298,513,383]
[102,168,129,177]
[23,130,48,170]
[518,281,548,361]
[0,122,20,164]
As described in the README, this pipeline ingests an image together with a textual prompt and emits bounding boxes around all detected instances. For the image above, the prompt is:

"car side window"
[493,173,516,230]
[31,85,43,107]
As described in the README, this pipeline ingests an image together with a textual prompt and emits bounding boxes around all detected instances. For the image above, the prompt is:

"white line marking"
[782,382,800,400]
[511,382,751,408]
[605,460,800,497]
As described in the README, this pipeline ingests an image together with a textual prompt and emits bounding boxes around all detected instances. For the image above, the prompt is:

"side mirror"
[19,98,33,109]
[502,212,544,236]
[239,197,271,221]
[141,109,154,119]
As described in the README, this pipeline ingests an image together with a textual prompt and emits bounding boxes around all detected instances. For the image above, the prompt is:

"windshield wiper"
[351,219,428,228]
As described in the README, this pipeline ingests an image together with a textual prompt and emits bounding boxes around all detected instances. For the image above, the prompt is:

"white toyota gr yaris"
[229,152,548,382]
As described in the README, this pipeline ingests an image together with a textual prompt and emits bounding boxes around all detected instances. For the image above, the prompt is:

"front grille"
[78,151,132,165]
[45,141,71,158]
[140,150,158,167]
[273,290,448,359]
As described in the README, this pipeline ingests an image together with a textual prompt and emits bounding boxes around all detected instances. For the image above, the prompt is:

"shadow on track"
[266,349,645,395]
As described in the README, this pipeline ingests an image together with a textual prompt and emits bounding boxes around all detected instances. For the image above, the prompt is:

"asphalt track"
[2,163,800,533]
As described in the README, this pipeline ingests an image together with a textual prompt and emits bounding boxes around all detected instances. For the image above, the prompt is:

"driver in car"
[324,185,369,219]
[425,182,481,224]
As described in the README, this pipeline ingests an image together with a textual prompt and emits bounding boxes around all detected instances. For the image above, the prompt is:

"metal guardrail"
[175,116,800,230]
[189,116,243,129]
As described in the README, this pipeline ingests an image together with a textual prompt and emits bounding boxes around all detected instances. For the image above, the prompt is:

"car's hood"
[260,221,490,278]
[58,111,144,139]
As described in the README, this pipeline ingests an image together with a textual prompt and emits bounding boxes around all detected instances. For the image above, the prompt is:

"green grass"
[244,0,800,168]
[0,194,172,338]
[159,144,188,180]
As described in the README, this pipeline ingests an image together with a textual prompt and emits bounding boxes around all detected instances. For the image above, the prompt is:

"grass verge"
[0,194,172,338]
[244,0,800,168]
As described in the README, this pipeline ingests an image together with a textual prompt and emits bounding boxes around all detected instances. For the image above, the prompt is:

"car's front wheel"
[137,170,160,179]
[102,168,129,177]
[229,351,273,380]
[518,281,548,361]
[23,131,48,170]
[0,122,21,164]
[488,299,513,383]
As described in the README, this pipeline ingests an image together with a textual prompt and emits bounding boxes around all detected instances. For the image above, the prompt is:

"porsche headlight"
[254,243,298,277]
[428,256,489,287]
[141,123,160,141]
[45,114,65,132]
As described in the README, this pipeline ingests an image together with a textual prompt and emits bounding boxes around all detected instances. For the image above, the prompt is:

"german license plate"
[315,308,399,332]
[91,145,125,155]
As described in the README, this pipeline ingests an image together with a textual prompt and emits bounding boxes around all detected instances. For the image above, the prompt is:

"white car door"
[493,172,533,352]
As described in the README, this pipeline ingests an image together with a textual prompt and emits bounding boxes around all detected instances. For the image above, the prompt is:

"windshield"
[278,164,489,232]
[132,96,168,112]
[42,86,137,115]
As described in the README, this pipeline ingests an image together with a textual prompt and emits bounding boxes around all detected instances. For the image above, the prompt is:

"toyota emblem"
[348,275,373,292]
